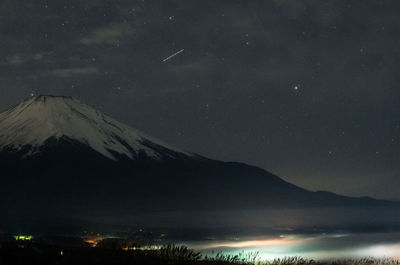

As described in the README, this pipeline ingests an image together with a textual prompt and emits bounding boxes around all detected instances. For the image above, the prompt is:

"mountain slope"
[0,95,193,161]
[0,96,397,227]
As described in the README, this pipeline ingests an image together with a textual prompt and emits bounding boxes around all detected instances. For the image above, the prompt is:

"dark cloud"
[37,67,100,78]
[79,23,134,45]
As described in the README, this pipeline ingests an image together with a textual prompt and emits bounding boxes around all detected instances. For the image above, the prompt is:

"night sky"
[0,0,399,200]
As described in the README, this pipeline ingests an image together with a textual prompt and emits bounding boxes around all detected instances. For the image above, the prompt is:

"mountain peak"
[13,95,81,111]
[33,94,74,99]
[0,95,192,161]
[29,94,75,103]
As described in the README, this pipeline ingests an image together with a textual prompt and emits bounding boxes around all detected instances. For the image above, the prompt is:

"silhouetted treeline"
[1,241,399,265]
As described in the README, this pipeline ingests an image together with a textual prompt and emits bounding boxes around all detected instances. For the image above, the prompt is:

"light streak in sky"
[163,49,185,62]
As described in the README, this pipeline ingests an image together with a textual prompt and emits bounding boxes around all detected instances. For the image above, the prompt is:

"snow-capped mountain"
[0,95,398,230]
[0,95,193,161]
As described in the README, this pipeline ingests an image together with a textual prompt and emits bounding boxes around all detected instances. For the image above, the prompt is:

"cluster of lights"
[83,236,104,247]
[14,235,33,241]
[123,245,162,251]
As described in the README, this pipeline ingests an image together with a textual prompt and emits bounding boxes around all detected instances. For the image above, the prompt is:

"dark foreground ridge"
[0,240,399,265]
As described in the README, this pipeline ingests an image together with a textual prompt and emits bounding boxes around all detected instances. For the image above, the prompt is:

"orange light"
[83,236,104,247]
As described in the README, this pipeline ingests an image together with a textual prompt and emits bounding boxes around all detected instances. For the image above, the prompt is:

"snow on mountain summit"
[0,95,192,160]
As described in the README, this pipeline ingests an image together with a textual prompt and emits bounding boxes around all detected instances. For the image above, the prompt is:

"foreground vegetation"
[0,241,399,265]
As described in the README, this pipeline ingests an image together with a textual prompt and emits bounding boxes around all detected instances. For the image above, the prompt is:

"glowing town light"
[14,235,33,241]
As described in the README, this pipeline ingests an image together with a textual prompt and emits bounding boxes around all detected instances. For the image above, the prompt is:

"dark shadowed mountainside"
[0,96,398,230]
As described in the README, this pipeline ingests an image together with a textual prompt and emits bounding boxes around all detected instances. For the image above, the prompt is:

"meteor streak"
[163,49,184,62]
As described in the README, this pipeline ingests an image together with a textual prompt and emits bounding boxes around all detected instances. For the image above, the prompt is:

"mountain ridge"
[0,95,398,229]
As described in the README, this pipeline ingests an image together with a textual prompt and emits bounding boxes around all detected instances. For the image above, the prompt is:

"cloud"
[6,52,53,65]
[168,56,216,79]
[39,67,99,78]
[79,23,134,45]
[7,55,25,65]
